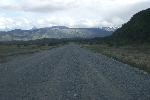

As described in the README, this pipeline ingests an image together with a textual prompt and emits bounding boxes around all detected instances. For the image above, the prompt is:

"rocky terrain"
[0,44,150,100]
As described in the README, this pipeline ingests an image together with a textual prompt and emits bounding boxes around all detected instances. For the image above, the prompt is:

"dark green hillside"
[113,8,150,44]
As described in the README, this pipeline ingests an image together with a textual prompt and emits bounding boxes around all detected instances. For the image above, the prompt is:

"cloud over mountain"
[0,0,149,30]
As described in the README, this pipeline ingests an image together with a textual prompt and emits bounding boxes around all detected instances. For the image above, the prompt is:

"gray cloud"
[0,0,78,13]
[0,0,149,30]
[1,4,70,13]
[24,5,65,12]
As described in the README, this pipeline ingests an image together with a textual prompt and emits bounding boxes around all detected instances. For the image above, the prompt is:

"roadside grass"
[82,44,150,74]
[0,45,58,63]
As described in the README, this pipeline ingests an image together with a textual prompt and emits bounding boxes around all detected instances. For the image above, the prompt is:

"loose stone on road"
[0,45,150,100]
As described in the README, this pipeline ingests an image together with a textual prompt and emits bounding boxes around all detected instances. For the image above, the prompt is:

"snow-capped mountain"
[101,27,118,32]
[0,26,115,41]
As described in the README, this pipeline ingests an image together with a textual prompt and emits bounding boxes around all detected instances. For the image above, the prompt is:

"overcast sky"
[0,0,150,30]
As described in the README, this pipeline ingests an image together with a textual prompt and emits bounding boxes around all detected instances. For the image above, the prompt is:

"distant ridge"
[0,26,114,41]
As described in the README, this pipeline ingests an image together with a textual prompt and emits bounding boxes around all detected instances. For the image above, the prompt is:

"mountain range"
[0,26,115,41]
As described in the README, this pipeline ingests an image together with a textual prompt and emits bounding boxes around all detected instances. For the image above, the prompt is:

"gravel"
[0,44,150,100]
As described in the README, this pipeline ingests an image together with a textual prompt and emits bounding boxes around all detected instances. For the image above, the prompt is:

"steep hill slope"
[113,8,150,44]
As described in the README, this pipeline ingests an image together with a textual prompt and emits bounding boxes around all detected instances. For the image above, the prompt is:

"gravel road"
[0,44,150,100]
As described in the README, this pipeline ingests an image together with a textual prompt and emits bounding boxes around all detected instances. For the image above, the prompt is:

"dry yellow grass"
[0,45,56,63]
[82,44,150,73]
